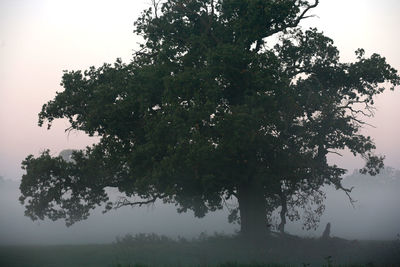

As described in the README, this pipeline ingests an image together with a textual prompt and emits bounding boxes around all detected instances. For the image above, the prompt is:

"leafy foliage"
[20,0,399,232]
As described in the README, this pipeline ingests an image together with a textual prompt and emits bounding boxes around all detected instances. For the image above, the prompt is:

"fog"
[285,168,400,241]
[0,176,236,245]
[1,168,399,245]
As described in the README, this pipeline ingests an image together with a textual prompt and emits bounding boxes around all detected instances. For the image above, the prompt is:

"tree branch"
[113,194,166,209]
[336,184,356,208]
[150,0,162,19]
[267,0,319,36]
[327,150,343,157]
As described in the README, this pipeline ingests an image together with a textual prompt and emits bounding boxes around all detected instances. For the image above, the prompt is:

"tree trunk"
[237,178,268,240]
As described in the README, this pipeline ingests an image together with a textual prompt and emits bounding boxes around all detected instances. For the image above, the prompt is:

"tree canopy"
[20,0,399,238]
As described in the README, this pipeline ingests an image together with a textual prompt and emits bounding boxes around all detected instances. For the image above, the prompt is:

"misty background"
[1,0,400,246]
[1,167,400,245]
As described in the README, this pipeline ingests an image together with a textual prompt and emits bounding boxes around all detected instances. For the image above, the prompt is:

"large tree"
[20,0,399,239]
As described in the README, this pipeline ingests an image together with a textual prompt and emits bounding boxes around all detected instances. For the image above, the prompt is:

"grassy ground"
[0,233,399,266]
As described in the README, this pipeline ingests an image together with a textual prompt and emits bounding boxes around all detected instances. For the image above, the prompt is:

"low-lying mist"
[0,177,236,245]
[286,167,400,240]
[1,167,399,245]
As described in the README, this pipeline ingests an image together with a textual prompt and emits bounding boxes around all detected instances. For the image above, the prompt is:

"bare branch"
[292,0,320,26]
[338,100,376,118]
[327,150,343,157]
[113,194,166,209]
[349,116,376,128]
[268,0,319,36]
[150,0,162,19]
[336,184,356,208]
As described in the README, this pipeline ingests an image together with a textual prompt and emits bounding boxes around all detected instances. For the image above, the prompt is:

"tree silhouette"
[20,0,399,239]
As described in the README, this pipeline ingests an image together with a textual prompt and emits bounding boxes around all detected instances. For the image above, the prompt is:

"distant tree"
[20,0,399,239]
[59,149,75,162]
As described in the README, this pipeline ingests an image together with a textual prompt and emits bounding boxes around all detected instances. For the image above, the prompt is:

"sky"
[1,0,400,181]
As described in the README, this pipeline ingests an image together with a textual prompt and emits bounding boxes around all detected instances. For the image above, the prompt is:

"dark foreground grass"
[1,233,399,267]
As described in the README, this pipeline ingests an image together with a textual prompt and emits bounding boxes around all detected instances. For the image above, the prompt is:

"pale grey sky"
[1,0,400,180]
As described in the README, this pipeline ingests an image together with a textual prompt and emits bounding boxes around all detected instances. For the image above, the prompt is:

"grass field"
[0,233,399,266]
